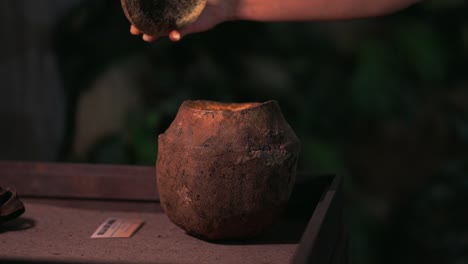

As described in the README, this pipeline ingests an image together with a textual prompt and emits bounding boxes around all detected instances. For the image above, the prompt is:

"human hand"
[129,0,238,42]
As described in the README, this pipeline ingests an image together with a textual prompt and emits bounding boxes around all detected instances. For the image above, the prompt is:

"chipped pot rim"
[182,100,278,113]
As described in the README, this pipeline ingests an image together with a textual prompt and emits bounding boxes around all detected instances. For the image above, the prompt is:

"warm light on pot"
[156,100,301,240]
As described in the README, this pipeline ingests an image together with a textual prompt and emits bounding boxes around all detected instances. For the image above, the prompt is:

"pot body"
[156,100,300,240]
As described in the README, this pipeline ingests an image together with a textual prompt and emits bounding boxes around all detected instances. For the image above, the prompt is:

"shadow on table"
[199,174,333,245]
[0,217,36,234]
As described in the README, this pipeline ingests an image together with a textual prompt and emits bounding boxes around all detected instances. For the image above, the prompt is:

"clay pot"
[121,0,207,37]
[156,100,301,240]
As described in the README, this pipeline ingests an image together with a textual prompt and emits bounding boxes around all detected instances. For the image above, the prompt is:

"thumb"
[168,24,197,42]
[177,8,217,39]
[178,22,202,39]
[169,30,182,42]
[169,24,201,42]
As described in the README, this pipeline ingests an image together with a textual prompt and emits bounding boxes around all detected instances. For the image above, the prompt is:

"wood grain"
[0,161,158,201]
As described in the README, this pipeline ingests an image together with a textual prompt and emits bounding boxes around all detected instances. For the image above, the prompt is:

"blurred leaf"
[393,20,448,82]
[348,202,383,264]
[463,25,468,56]
[302,138,346,175]
[350,39,404,118]
[423,0,466,9]
[404,160,468,263]
[126,110,160,165]
[456,117,468,144]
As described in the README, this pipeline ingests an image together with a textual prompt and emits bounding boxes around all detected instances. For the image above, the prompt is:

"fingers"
[130,25,157,42]
[143,34,158,42]
[130,25,181,42]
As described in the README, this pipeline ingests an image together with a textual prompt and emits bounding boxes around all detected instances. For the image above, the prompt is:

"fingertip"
[142,34,157,42]
[169,31,181,42]
[130,25,141,35]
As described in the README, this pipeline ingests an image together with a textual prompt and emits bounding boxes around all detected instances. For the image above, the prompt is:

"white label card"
[91,218,144,238]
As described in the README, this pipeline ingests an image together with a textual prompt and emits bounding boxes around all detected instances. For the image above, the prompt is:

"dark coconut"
[121,0,207,37]
[156,100,301,240]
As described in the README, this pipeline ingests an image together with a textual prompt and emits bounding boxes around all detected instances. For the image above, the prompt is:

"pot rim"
[182,100,277,113]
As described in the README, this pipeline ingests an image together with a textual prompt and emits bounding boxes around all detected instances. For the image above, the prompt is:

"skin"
[129,0,423,42]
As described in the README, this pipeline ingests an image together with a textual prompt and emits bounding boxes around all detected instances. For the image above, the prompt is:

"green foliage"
[126,110,161,165]
[302,138,347,176]
[393,21,448,83]
[351,39,405,118]
[396,160,468,263]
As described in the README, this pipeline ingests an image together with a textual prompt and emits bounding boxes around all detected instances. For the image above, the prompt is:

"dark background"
[1,0,467,263]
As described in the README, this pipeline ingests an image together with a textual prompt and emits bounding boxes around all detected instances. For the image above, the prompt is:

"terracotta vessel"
[156,100,301,240]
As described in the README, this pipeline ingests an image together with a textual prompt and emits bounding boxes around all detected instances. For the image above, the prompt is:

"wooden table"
[0,161,347,264]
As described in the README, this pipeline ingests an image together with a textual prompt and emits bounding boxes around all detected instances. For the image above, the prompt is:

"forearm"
[235,0,422,21]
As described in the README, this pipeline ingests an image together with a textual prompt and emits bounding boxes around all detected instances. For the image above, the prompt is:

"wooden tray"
[0,161,347,264]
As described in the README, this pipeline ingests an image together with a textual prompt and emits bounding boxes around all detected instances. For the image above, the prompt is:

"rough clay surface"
[121,0,207,37]
[156,100,301,240]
